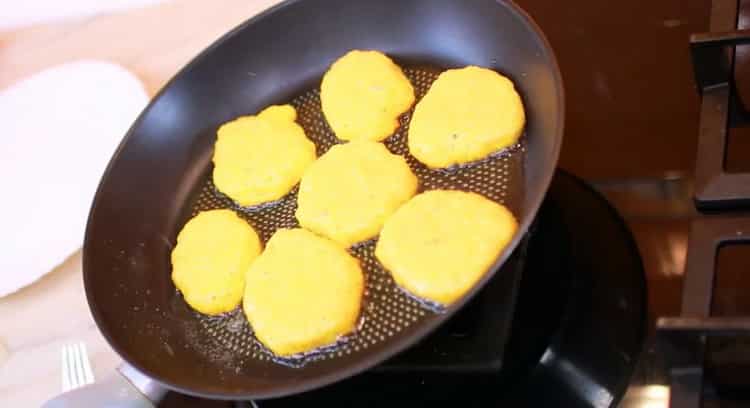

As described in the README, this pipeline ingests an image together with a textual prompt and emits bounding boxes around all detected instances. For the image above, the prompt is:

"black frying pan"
[44,0,563,405]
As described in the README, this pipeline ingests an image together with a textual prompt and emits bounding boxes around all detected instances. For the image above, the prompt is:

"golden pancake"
[212,105,316,206]
[375,190,517,305]
[171,209,262,315]
[321,50,415,142]
[243,228,364,356]
[296,141,418,247]
[408,66,525,168]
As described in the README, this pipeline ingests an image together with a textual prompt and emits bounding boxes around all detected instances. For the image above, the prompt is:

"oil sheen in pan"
[187,307,367,368]
[179,66,525,367]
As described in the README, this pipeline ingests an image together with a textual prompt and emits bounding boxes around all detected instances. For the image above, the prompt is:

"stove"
[259,171,646,407]
[162,170,647,408]
[656,0,750,407]
[159,0,750,406]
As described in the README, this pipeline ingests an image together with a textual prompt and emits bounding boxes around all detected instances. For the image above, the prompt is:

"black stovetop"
[163,170,648,407]
[259,171,647,408]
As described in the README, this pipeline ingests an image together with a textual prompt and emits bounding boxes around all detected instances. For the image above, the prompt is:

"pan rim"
[83,0,565,400]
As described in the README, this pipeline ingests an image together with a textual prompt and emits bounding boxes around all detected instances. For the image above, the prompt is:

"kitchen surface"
[2,0,750,406]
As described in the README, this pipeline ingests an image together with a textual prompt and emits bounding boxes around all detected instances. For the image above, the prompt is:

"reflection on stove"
[540,349,615,407]
[620,385,669,408]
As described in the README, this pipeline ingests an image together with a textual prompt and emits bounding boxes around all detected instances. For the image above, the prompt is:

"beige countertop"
[0,1,279,405]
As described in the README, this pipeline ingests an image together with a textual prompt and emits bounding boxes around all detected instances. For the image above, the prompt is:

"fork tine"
[68,344,79,389]
[71,342,85,389]
[61,345,71,392]
[79,343,95,385]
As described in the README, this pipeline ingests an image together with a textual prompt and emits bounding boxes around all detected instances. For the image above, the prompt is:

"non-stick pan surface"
[83,0,563,400]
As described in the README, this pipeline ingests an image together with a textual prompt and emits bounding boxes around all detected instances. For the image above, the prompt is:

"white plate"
[0,60,148,298]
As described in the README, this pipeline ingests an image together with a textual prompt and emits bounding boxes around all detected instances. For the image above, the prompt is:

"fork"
[45,344,161,407]
[56,342,261,407]
[61,342,95,392]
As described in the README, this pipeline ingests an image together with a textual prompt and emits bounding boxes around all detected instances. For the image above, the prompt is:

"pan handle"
[41,364,166,408]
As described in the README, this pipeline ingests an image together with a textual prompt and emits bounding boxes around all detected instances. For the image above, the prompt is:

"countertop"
[0,1,279,406]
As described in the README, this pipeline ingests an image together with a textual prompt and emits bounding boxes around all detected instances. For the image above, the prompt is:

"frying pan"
[43,0,563,406]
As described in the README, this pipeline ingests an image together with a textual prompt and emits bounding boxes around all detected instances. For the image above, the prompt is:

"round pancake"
[212,104,316,207]
[321,50,415,142]
[296,141,418,247]
[171,209,262,315]
[243,228,364,356]
[408,66,526,168]
[375,190,518,305]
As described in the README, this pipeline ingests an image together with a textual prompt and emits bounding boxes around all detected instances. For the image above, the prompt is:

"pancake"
[375,190,517,305]
[296,141,418,247]
[321,50,415,142]
[212,104,316,207]
[243,228,364,356]
[171,209,262,315]
[408,66,525,168]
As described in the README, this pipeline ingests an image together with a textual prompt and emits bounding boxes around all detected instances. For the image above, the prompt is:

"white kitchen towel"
[0,60,149,297]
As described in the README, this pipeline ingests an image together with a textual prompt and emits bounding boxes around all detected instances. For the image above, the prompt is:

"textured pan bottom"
[180,66,525,366]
